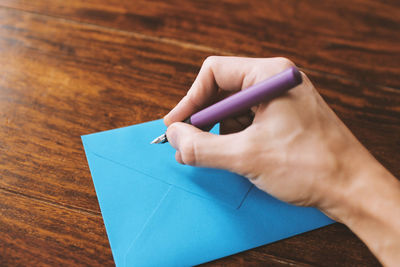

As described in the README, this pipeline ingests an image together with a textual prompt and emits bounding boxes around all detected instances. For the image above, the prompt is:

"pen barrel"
[190,66,302,129]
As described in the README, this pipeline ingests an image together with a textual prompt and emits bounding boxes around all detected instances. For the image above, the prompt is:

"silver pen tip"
[150,134,167,144]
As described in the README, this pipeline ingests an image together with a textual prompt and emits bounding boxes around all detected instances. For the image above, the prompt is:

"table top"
[0,1,399,266]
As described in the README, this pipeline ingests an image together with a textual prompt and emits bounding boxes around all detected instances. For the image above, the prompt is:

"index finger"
[163,56,295,126]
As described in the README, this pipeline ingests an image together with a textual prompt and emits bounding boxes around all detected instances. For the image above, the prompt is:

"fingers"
[164,56,247,125]
[219,111,254,134]
[164,56,295,126]
[166,122,243,170]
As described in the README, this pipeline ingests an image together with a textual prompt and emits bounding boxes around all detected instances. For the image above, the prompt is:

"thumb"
[166,122,242,170]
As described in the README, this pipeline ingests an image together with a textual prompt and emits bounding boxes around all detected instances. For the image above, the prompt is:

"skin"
[163,56,400,266]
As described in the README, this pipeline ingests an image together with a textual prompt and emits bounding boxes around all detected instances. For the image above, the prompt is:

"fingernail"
[163,110,175,126]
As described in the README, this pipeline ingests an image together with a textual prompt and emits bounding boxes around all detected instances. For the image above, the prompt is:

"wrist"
[332,147,399,224]
[314,136,377,221]
[323,144,400,266]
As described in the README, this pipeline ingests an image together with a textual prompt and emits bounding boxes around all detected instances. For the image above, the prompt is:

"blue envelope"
[82,119,333,266]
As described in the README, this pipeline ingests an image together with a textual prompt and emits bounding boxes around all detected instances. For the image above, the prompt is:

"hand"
[164,56,400,266]
[165,56,364,211]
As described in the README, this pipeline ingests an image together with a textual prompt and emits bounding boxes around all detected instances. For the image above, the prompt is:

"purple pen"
[151,66,302,144]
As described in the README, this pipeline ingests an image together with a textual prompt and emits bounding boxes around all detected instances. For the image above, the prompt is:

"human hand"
[164,56,392,218]
[164,56,400,266]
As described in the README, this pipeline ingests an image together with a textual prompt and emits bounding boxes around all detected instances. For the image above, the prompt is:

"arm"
[337,152,400,267]
[164,56,400,266]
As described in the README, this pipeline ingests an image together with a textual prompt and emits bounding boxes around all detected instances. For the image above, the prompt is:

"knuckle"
[202,55,218,69]
[276,57,295,69]
[184,91,202,111]
[179,137,197,166]
[300,71,311,85]
[297,71,314,94]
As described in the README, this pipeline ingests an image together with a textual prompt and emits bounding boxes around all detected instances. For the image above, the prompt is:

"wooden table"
[0,1,398,266]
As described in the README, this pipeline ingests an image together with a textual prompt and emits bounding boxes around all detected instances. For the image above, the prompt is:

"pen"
[151,66,302,144]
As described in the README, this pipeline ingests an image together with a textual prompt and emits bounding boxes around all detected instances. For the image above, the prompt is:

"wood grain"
[0,0,399,89]
[1,8,398,212]
[0,2,398,266]
[202,224,380,267]
[0,189,114,266]
[0,7,201,213]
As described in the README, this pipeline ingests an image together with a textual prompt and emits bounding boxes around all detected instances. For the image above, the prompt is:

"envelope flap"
[123,186,334,266]
[84,151,172,265]
[82,120,252,208]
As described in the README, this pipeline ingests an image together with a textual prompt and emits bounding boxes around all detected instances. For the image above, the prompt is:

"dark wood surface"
[0,1,398,266]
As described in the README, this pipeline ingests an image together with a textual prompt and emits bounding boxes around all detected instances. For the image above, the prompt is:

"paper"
[82,119,333,266]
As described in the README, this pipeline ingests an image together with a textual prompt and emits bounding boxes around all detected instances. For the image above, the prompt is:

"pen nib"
[150,134,167,144]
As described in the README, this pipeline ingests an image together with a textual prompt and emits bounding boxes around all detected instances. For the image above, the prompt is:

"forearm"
[329,149,400,266]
